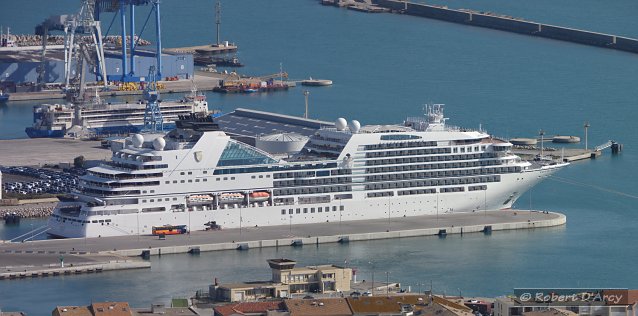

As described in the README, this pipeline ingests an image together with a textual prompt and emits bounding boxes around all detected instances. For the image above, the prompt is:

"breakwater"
[0,203,55,218]
[371,0,638,54]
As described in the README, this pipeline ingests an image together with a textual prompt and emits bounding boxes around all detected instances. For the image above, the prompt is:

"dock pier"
[0,210,565,268]
[347,0,638,55]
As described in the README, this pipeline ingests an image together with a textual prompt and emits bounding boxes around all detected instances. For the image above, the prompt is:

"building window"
[282,209,286,215]
[296,209,301,214]
[311,208,315,213]
[303,208,308,213]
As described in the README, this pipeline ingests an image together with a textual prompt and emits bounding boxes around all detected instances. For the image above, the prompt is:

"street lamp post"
[539,129,545,159]
[385,271,390,295]
[368,261,375,296]
[584,122,590,150]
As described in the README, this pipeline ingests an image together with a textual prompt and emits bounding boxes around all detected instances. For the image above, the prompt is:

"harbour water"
[1,0,637,314]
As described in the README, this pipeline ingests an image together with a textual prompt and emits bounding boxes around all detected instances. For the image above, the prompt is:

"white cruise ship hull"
[47,164,564,238]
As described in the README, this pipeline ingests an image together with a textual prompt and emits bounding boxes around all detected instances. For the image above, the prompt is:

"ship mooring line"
[550,176,638,200]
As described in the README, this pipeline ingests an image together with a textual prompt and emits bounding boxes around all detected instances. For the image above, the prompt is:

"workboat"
[25,90,209,138]
[301,77,333,86]
[47,105,568,238]
[0,90,9,103]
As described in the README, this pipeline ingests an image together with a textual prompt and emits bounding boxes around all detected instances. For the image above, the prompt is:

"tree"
[73,155,86,168]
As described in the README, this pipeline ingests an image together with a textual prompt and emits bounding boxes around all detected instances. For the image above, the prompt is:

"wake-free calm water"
[1,0,637,314]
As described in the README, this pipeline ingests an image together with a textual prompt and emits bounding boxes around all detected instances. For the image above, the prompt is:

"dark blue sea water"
[1,0,637,314]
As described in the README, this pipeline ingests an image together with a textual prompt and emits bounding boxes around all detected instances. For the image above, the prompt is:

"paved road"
[0,253,129,273]
[0,210,561,255]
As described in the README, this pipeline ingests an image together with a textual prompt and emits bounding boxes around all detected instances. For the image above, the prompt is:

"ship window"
[142,190,147,193]
[188,180,192,183]
[142,200,147,203]
[150,199,154,202]
[318,208,322,213]
[203,179,208,182]
[173,180,177,183]
[311,208,315,213]
[180,180,185,183]
[216,139,279,166]
[216,178,220,181]
[203,171,208,174]
[282,209,286,215]
[252,176,256,179]
[266,175,271,178]
[92,220,98,223]
[165,181,169,184]
[303,208,308,213]
[296,209,301,214]
[150,190,155,193]
[180,172,185,175]
[340,205,344,211]
[173,198,177,201]
[165,198,170,201]
[231,177,235,180]
[105,219,111,222]
[188,172,192,175]
[223,177,228,180]
[259,175,263,178]
[333,206,337,212]
[195,179,200,182]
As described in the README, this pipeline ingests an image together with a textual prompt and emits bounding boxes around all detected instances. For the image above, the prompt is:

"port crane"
[143,65,163,132]
[35,0,108,90]
[95,0,163,81]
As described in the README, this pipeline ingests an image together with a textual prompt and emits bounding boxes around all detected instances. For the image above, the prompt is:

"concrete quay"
[7,73,223,101]
[0,138,109,167]
[370,0,638,55]
[0,252,150,280]
[0,210,566,257]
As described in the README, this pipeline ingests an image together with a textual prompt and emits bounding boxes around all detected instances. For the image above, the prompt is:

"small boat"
[249,191,270,202]
[301,77,333,86]
[0,90,9,103]
[219,192,245,203]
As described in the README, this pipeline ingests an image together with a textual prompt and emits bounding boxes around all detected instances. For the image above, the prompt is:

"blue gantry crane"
[95,0,162,82]
[143,65,163,132]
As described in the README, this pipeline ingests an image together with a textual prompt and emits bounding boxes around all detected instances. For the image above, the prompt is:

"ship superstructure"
[25,91,208,138]
[48,105,567,238]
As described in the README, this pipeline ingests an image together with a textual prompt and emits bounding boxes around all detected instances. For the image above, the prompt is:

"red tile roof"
[285,298,353,316]
[214,301,285,316]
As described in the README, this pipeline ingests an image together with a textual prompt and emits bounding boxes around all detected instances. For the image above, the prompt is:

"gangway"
[594,140,613,152]
[9,225,51,243]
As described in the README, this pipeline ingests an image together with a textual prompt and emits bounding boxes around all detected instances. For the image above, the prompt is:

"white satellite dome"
[335,118,347,131]
[153,137,166,151]
[349,120,361,133]
[131,134,144,148]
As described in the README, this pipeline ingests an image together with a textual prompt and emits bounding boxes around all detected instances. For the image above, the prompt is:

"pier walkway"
[0,210,565,257]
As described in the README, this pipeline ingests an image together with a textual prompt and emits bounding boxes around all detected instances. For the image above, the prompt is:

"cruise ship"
[25,91,208,138]
[47,105,567,238]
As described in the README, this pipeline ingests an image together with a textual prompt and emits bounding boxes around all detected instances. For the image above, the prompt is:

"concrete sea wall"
[372,0,638,54]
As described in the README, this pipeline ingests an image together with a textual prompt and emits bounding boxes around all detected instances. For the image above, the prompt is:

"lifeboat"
[249,191,270,202]
[219,192,245,204]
